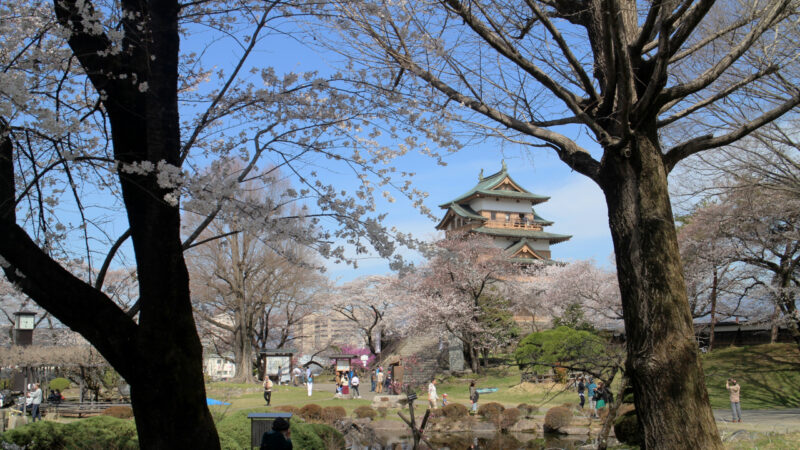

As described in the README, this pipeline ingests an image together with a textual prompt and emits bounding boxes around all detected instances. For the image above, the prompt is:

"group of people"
[334,369,361,398]
[575,375,745,423]
[576,376,612,419]
[18,383,44,422]
[370,367,391,393]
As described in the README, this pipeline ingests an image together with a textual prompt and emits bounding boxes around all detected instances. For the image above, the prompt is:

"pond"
[347,430,593,449]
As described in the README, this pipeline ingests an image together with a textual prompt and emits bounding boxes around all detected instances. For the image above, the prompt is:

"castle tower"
[435,161,570,261]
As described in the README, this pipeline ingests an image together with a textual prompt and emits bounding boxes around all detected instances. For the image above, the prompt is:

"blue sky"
[324,144,615,282]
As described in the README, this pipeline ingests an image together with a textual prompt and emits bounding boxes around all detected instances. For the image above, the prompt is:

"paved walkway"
[713,408,800,432]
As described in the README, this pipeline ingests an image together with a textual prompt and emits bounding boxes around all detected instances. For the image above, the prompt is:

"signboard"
[336,359,351,371]
[360,355,368,367]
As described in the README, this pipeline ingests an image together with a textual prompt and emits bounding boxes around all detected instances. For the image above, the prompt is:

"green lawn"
[703,343,800,410]
[207,343,800,415]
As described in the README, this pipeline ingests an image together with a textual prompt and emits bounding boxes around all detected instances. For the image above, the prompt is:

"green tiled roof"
[438,163,550,208]
[449,203,485,221]
[532,210,554,226]
[472,226,572,244]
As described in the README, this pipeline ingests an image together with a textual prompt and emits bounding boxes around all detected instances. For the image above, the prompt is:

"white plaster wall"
[470,197,533,213]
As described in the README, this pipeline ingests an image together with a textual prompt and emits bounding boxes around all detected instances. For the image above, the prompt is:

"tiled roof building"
[436,161,571,261]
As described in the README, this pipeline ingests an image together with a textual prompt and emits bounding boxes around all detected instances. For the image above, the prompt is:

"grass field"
[207,343,800,418]
[703,344,800,410]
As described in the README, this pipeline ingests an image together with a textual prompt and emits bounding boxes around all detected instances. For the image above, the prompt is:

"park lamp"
[13,311,36,346]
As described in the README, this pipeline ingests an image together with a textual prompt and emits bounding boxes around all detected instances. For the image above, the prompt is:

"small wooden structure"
[330,354,358,373]
[258,349,297,381]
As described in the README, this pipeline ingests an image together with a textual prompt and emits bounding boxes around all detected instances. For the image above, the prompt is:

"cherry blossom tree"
[0,2,431,446]
[402,233,521,374]
[536,260,623,329]
[677,204,759,350]
[323,0,800,446]
[332,274,400,356]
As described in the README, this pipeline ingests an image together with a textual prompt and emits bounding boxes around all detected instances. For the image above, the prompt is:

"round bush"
[500,408,521,430]
[477,402,505,420]
[321,406,346,424]
[299,403,323,421]
[614,410,642,446]
[273,405,298,415]
[517,403,538,417]
[0,416,138,450]
[48,377,71,392]
[543,406,572,433]
[441,403,469,419]
[102,405,134,419]
[353,405,377,420]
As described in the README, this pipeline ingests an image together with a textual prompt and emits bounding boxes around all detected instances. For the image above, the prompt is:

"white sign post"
[360,355,368,367]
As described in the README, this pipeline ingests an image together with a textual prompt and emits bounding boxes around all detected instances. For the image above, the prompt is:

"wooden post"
[397,393,433,450]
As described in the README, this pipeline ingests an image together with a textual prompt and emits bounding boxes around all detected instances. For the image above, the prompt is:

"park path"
[713,408,800,432]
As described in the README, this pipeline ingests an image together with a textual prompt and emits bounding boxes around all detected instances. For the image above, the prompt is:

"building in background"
[436,161,571,261]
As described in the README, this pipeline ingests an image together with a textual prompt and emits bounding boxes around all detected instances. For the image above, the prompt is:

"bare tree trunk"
[709,270,718,351]
[599,132,722,449]
[771,303,780,343]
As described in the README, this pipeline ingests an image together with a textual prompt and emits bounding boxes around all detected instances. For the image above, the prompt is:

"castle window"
[505,213,510,222]
[491,211,496,220]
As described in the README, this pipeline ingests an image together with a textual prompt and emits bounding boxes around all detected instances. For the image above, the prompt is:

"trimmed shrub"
[377,406,388,418]
[299,403,323,421]
[321,406,346,424]
[48,377,71,392]
[216,410,252,449]
[441,403,469,419]
[353,405,377,420]
[543,406,572,433]
[500,407,521,430]
[614,410,642,447]
[273,405,298,415]
[517,403,538,418]
[477,402,505,420]
[0,416,138,449]
[213,408,340,450]
[103,405,134,419]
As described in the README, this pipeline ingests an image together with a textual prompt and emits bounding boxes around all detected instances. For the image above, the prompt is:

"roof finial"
[501,159,507,171]
[478,168,484,180]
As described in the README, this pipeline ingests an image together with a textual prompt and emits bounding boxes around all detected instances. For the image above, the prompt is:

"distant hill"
[703,343,800,409]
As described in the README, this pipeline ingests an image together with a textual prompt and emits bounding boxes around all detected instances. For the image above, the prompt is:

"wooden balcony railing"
[485,220,543,231]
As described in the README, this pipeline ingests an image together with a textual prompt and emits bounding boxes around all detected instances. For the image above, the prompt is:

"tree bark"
[709,270,718,351]
[598,130,722,449]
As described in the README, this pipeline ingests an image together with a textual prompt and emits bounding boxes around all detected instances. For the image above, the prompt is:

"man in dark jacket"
[260,417,292,449]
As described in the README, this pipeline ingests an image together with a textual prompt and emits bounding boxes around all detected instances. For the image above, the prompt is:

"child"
[441,393,448,407]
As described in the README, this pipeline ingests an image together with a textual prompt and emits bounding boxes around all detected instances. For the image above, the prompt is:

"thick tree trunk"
[598,131,722,449]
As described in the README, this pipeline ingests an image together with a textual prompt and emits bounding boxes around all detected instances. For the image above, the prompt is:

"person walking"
[351,373,361,398]
[577,377,586,409]
[277,366,284,386]
[306,372,314,397]
[727,378,742,422]
[427,378,439,409]
[376,368,385,394]
[263,375,273,406]
[370,370,376,392]
[594,381,608,414]
[305,366,311,385]
[469,380,479,414]
[587,377,598,418]
[30,383,43,422]
[292,367,302,386]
